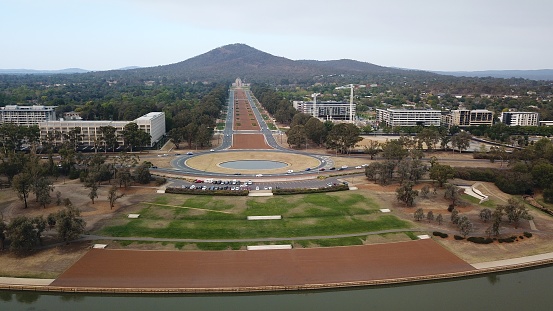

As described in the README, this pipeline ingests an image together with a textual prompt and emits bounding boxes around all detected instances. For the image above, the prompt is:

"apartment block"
[376,108,441,127]
[442,109,494,127]
[0,105,57,126]
[39,112,166,147]
[500,111,539,126]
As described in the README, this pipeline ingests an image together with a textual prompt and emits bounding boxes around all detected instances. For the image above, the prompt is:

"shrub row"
[432,231,448,238]
[498,236,518,243]
[274,185,349,195]
[165,187,248,196]
[467,236,494,244]
[454,235,464,240]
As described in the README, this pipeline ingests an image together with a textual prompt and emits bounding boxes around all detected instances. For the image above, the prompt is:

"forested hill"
[93,43,439,84]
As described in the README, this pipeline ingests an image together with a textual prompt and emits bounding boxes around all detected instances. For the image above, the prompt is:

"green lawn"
[99,192,412,241]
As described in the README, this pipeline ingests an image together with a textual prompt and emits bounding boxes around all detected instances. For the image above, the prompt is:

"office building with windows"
[0,105,57,126]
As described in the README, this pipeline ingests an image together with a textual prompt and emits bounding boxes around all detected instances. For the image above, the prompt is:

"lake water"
[2,264,552,311]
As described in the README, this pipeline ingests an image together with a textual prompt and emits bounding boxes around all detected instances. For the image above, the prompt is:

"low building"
[442,109,494,127]
[293,101,356,121]
[376,108,441,127]
[0,105,57,126]
[39,112,166,148]
[500,111,539,126]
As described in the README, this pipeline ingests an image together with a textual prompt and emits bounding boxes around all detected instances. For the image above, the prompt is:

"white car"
[355,166,362,169]
[341,165,348,169]
[210,149,215,152]
[361,164,369,167]
[255,174,263,177]
[286,170,294,174]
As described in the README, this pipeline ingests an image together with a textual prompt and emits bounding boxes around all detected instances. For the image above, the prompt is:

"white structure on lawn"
[39,112,166,147]
[0,105,57,126]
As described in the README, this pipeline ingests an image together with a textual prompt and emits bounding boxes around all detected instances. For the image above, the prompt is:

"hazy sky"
[2,0,552,71]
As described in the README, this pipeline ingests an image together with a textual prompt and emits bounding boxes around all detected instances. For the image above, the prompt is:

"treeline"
[455,137,553,201]
[251,84,297,124]
[0,73,220,128]
[166,85,228,149]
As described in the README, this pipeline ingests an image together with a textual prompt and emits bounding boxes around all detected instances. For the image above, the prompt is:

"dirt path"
[51,239,473,290]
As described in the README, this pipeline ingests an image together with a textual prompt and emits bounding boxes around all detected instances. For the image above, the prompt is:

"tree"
[7,216,43,252]
[427,210,435,222]
[450,131,472,153]
[501,198,532,228]
[444,184,461,208]
[436,213,444,225]
[33,177,54,209]
[12,173,33,209]
[363,140,381,160]
[396,182,419,207]
[107,186,124,209]
[416,127,440,152]
[134,163,151,184]
[47,213,57,229]
[450,208,460,224]
[488,207,504,237]
[99,126,118,152]
[167,127,185,150]
[304,117,327,146]
[396,157,426,184]
[479,208,492,223]
[56,203,86,243]
[458,216,473,237]
[413,208,424,221]
[84,171,99,204]
[286,125,307,149]
[429,164,454,187]
[325,123,362,154]
[381,139,408,163]
[420,185,430,198]
[122,122,150,152]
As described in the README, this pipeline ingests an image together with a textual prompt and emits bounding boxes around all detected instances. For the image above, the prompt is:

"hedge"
[432,231,448,238]
[453,167,534,195]
[273,185,349,195]
[467,236,494,244]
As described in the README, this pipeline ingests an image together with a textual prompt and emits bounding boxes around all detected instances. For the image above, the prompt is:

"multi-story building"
[293,101,356,121]
[442,109,494,127]
[39,112,166,148]
[376,108,441,127]
[500,111,539,126]
[0,105,57,126]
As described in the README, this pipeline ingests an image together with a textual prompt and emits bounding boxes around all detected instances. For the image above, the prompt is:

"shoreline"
[2,243,553,294]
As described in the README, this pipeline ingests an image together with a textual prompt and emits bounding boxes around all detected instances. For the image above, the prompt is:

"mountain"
[434,69,553,81]
[0,68,89,74]
[127,43,437,83]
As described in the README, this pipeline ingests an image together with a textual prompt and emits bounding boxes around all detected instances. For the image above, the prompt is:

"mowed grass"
[100,192,411,240]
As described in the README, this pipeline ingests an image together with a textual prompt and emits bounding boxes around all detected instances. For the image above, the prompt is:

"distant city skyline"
[2,0,552,72]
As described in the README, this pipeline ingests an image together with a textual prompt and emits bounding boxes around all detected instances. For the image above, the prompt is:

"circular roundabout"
[177,151,324,176]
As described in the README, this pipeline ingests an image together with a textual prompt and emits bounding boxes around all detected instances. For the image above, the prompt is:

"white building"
[0,105,57,126]
[293,101,356,121]
[376,108,441,127]
[39,112,166,148]
[500,111,539,126]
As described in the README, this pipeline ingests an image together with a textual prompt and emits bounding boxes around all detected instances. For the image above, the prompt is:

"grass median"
[99,192,412,243]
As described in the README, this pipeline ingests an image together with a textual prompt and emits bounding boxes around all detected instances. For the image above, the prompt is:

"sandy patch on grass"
[185,151,321,174]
